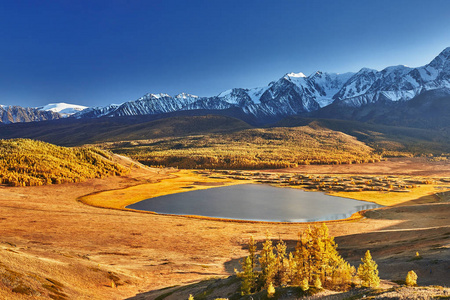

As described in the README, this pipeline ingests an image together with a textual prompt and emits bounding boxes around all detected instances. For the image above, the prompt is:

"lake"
[127,184,382,222]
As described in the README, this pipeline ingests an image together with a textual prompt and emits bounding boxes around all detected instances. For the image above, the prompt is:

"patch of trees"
[0,139,128,186]
[235,224,380,297]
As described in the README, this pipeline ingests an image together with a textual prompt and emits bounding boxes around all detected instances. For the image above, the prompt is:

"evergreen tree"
[236,256,257,295]
[275,239,288,286]
[357,250,380,287]
[248,235,257,271]
[259,234,277,289]
[236,236,258,295]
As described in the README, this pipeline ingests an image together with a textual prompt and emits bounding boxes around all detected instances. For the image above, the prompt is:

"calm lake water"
[127,184,382,222]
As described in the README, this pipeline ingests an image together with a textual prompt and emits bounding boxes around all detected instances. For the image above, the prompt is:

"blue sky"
[1,0,449,107]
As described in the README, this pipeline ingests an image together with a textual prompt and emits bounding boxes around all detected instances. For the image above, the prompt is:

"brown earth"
[0,157,449,299]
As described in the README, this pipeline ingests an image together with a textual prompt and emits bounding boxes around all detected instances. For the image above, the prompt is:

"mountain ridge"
[1,47,449,125]
[72,47,449,121]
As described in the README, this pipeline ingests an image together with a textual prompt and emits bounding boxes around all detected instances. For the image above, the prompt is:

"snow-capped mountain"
[38,103,88,117]
[3,47,450,125]
[73,71,357,119]
[334,47,450,107]
[73,47,450,121]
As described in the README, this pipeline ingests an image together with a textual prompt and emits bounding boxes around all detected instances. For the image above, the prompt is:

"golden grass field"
[0,155,449,299]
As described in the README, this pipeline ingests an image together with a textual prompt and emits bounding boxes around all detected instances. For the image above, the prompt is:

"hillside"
[276,118,450,157]
[102,125,381,169]
[0,139,128,186]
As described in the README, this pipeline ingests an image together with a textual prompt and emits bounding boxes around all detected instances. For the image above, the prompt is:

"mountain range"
[1,47,449,126]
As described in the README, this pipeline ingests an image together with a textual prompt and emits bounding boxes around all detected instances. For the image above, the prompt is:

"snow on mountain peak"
[39,102,88,116]
[175,93,199,99]
[285,72,307,78]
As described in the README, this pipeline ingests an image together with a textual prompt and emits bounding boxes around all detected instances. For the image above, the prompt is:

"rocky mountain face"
[0,105,61,124]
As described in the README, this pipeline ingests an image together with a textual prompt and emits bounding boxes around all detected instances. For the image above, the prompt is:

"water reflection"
[127,184,382,222]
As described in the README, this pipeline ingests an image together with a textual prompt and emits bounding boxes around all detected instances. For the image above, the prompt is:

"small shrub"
[405,270,418,286]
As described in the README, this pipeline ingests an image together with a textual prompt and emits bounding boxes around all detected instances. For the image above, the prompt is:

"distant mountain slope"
[0,105,61,124]
[0,114,253,146]
[310,88,450,129]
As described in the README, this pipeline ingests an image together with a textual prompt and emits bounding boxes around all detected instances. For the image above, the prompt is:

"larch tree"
[357,250,380,288]
[259,234,277,289]
[237,256,257,295]
[236,236,258,295]
[275,239,288,286]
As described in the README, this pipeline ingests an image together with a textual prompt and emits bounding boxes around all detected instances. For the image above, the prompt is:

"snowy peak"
[175,93,199,100]
[138,93,171,100]
[38,103,88,117]
[284,72,307,79]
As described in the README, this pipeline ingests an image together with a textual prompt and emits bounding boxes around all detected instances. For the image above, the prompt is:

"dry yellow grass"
[328,184,446,206]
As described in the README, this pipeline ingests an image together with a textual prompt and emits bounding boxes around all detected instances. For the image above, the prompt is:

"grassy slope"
[0,139,128,186]
[101,125,381,169]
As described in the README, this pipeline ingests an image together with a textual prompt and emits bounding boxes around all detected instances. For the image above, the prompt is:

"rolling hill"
[0,139,128,186]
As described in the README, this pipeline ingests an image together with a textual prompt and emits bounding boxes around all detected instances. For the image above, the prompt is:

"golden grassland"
[100,126,382,170]
[0,138,128,186]
[327,184,444,206]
